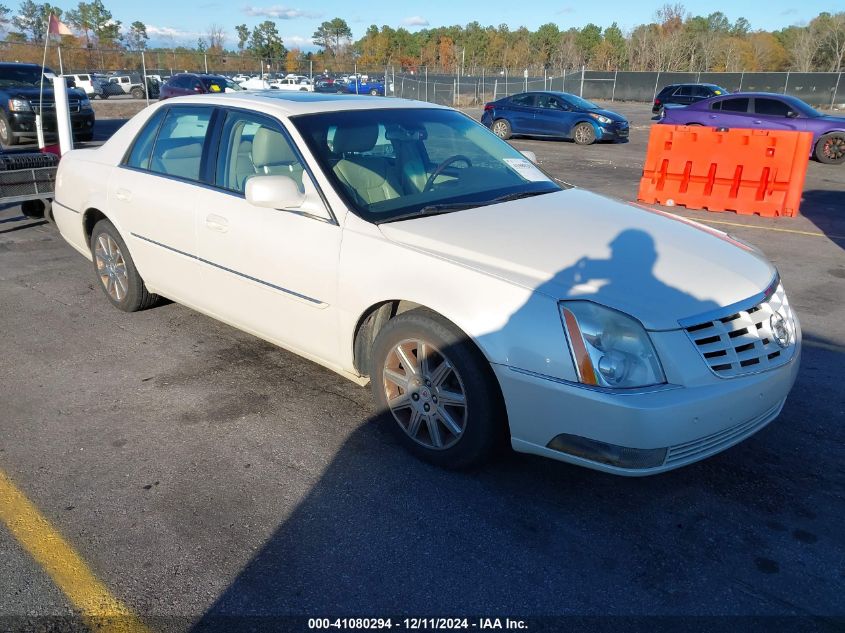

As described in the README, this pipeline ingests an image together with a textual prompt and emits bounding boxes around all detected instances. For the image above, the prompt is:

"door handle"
[753,120,762,124]
[708,114,718,119]
[115,188,132,202]
[205,214,229,233]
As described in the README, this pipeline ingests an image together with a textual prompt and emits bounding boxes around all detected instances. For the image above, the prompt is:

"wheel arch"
[82,207,110,246]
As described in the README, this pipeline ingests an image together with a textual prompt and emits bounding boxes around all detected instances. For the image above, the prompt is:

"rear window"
[77,74,90,81]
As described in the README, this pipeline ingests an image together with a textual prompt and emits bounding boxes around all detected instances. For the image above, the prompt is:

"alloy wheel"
[493,121,508,138]
[575,125,592,144]
[94,233,129,302]
[824,136,845,161]
[382,338,468,450]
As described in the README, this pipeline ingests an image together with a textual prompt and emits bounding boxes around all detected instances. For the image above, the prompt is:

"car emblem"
[770,313,791,348]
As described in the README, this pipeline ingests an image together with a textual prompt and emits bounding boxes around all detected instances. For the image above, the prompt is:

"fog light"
[547,433,667,469]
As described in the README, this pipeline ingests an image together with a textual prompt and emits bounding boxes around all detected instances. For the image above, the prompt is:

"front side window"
[216,110,305,193]
[510,94,535,107]
[536,94,564,110]
[292,108,560,223]
[754,98,791,117]
[148,107,211,181]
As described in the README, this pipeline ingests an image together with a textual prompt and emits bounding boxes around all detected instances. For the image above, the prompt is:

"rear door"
[705,97,752,128]
[502,93,537,134]
[108,105,213,305]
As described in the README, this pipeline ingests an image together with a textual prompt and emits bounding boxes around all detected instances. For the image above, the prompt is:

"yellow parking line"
[0,469,151,633]
[684,217,844,240]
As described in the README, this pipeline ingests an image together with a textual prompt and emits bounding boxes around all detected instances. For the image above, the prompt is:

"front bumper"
[495,345,800,476]
[596,122,629,141]
[8,111,96,139]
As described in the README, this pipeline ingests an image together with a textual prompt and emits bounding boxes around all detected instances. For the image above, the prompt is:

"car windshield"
[201,76,227,92]
[559,93,598,110]
[0,66,46,87]
[292,108,561,223]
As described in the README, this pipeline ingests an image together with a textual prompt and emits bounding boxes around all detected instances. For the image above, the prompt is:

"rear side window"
[148,107,212,181]
[78,74,90,81]
[674,86,692,97]
[712,98,749,113]
[125,108,167,170]
[510,94,535,107]
[754,98,791,117]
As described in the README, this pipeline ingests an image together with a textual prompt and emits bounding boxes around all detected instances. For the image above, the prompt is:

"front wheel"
[573,122,596,145]
[130,87,145,99]
[90,219,158,312]
[492,118,511,140]
[0,114,18,146]
[370,308,507,469]
[369,88,380,96]
[815,133,845,164]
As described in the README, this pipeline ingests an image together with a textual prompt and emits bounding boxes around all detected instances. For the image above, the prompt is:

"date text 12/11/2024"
[307,618,529,630]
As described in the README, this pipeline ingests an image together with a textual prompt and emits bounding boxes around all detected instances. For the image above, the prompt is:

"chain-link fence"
[3,41,842,108]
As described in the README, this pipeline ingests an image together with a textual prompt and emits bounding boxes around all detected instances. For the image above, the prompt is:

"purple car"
[660,92,845,164]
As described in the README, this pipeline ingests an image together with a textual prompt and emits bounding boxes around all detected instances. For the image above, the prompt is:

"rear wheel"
[369,88,379,96]
[130,87,145,99]
[815,133,845,165]
[370,308,507,469]
[573,122,596,145]
[90,219,158,312]
[492,118,511,140]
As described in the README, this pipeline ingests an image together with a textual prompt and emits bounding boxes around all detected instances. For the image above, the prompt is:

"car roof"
[155,92,448,116]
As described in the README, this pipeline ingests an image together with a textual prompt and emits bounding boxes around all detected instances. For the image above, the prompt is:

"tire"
[0,114,19,146]
[369,88,379,96]
[370,308,507,469]
[573,122,596,145]
[99,93,109,100]
[130,87,145,99]
[90,219,158,312]
[21,199,46,219]
[815,133,845,165]
[492,118,511,140]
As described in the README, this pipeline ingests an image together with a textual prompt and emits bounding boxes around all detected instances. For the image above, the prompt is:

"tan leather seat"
[251,127,303,187]
[331,124,402,205]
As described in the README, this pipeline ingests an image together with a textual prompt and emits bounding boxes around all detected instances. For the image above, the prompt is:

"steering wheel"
[423,155,472,192]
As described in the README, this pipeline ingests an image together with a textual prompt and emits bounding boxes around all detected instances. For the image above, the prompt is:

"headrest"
[331,124,379,154]
[252,127,296,167]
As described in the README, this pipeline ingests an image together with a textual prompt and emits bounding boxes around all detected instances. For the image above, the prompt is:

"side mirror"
[786,110,799,118]
[246,175,305,209]
[521,150,538,164]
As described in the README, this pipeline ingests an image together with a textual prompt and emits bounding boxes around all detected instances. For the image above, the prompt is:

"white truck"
[269,77,313,92]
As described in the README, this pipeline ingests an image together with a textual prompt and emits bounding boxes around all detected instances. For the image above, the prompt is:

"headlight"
[9,98,31,112]
[588,113,612,125]
[559,301,665,389]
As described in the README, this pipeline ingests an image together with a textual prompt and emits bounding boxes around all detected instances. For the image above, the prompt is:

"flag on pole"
[48,14,73,39]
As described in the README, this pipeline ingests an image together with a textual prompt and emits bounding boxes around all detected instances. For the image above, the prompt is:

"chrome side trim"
[130,233,327,307]
[52,200,79,214]
[677,272,780,328]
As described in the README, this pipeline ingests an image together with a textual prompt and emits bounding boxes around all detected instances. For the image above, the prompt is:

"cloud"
[555,6,575,14]
[402,16,429,27]
[282,34,315,48]
[779,8,797,15]
[145,25,202,40]
[243,5,322,19]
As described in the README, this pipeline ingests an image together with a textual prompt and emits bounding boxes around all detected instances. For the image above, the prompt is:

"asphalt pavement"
[0,102,843,632]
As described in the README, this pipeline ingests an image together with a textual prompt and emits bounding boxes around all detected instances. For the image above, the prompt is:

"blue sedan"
[481,91,629,144]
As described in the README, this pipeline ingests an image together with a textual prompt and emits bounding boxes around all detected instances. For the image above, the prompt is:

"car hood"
[378,189,776,330]
[5,86,86,99]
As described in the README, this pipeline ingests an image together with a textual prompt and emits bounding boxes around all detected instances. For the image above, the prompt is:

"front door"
[193,108,343,362]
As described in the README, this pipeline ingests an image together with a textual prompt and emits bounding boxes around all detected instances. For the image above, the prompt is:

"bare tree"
[207,23,225,53]
[790,28,821,72]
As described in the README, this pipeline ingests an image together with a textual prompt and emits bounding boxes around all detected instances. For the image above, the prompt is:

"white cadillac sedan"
[52,92,800,474]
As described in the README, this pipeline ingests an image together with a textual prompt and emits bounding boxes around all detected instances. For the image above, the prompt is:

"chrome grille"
[29,99,81,113]
[683,283,796,378]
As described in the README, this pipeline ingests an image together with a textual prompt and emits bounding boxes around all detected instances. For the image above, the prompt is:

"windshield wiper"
[377,202,483,224]
[491,190,555,203]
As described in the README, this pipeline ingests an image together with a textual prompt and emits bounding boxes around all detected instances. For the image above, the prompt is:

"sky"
[90,0,838,50]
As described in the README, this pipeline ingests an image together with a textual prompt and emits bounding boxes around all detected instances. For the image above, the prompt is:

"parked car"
[52,92,800,474]
[482,91,629,144]
[231,74,250,84]
[108,73,159,100]
[661,92,845,164]
[159,73,242,100]
[653,83,728,115]
[92,73,123,99]
[270,76,313,92]
[313,76,344,93]
[0,62,95,146]
[346,78,385,96]
[63,73,102,99]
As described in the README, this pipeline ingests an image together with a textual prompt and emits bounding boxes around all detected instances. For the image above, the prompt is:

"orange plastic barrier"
[637,125,813,217]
